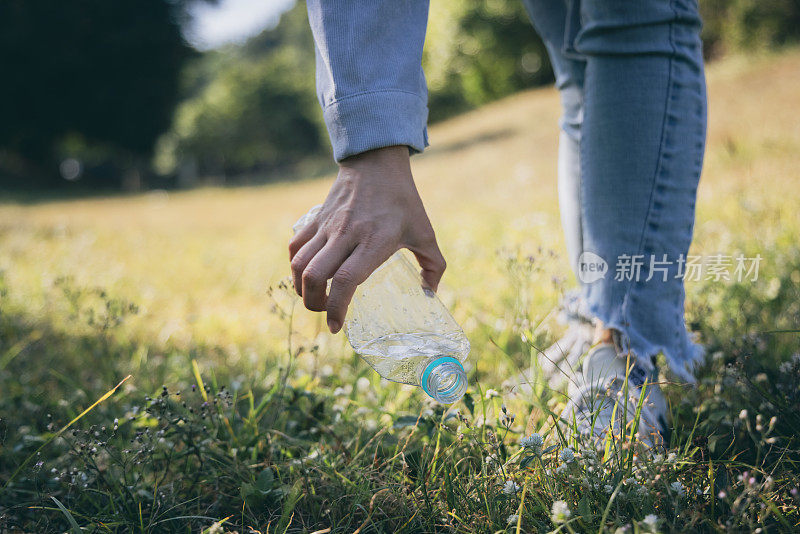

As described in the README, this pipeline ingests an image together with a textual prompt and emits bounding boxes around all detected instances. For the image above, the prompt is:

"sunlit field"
[2,50,799,532]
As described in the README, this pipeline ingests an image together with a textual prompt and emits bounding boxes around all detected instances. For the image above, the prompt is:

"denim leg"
[573,0,707,381]
[521,0,587,279]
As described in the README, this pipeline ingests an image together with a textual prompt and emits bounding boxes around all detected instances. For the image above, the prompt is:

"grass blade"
[51,496,82,533]
[3,375,132,490]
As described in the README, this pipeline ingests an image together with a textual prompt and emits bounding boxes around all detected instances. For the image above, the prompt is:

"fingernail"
[327,319,341,333]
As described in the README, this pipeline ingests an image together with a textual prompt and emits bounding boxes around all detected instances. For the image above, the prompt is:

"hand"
[289,145,446,334]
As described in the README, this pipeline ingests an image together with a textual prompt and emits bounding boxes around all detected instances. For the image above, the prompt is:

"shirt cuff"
[322,90,429,162]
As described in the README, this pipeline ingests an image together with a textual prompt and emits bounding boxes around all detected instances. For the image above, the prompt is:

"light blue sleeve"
[306,0,430,162]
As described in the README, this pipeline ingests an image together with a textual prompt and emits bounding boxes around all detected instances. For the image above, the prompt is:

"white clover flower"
[503,480,521,495]
[642,514,660,531]
[520,433,544,453]
[670,481,685,497]
[485,388,500,399]
[666,452,677,463]
[559,447,575,463]
[506,514,520,525]
[551,500,571,524]
[333,384,352,397]
[624,477,637,486]
[356,376,371,392]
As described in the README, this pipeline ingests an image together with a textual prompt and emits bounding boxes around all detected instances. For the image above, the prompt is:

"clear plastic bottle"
[294,206,470,404]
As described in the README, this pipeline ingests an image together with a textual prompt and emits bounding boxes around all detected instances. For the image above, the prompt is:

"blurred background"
[1,0,798,192]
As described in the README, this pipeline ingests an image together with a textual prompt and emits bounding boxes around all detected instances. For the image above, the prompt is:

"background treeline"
[1,0,798,190]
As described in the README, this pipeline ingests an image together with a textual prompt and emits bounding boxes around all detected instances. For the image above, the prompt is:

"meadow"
[1,49,799,532]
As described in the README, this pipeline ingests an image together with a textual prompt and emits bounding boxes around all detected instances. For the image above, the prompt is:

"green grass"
[1,49,800,532]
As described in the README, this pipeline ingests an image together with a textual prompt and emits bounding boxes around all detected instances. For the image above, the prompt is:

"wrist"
[339,145,410,171]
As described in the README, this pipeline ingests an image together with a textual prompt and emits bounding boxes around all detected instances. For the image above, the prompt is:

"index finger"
[326,244,393,333]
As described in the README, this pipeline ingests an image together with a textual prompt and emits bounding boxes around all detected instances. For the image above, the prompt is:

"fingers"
[408,234,447,292]
[290,233,325,296]
[289,221,317,260]
[301,238,354,312]
[326,244,390,333]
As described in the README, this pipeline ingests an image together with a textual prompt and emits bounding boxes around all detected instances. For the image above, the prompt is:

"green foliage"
[155,3,326,178]
[701,0,800,56]
[423,0,553,122]
[3,0,800,188]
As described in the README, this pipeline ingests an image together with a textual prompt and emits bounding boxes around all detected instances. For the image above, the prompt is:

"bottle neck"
[421,356,467,404]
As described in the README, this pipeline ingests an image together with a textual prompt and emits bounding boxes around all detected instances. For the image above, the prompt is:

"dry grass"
[0,49,798,371]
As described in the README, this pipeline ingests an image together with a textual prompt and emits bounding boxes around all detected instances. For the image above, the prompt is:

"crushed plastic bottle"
[294,205,470,404]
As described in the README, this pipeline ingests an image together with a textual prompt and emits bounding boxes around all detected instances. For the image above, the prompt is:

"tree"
[154,2,326,181]
[0,0,207,187]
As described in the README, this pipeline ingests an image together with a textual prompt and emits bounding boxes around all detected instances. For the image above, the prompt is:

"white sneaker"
[560,342,667,449]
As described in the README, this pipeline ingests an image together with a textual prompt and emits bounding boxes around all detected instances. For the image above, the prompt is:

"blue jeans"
[522,0,707,381]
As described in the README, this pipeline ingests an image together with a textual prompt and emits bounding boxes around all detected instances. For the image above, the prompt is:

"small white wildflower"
[604,484,614,494]
[333,385,352,397]
[666,452,677,463]
[551,500,571,524]
[503,480,521,495]
[670,480,685,497]
[624,477,636,486]
[642,514,659,531]
[206,522,224,534]
[506,514,519,525]
[739,409,748,420]
[356,376,371,392]
[637,485,649,497]
[556,463,568,475]
[485,388,500,399]
[520,432,544,452]
[559,447,575,463]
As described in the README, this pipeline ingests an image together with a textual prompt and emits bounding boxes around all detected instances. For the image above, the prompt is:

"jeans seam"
[620,0,679,355]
